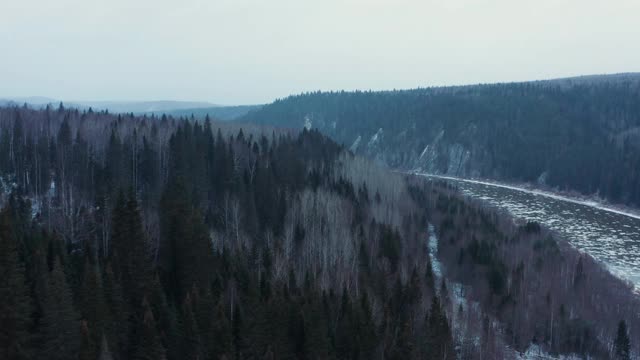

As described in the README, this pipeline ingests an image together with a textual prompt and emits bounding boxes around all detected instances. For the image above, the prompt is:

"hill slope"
[241,73,640,206]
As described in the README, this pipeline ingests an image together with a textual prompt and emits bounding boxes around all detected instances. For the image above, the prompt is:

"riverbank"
[413,171,640,290]
[413,172,640,221]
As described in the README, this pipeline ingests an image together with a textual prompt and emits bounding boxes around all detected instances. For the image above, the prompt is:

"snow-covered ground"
[517,344,583,360]
[427,224,443,280]
[428,224,529,359]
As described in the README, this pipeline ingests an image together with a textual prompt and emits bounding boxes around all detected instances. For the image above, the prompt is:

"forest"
[0,105,636,359]
[240,73,640,207]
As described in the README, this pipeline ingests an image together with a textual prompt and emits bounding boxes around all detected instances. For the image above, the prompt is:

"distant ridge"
[2,72,639,119]
[72,100,218,113]
[145,104,263,121]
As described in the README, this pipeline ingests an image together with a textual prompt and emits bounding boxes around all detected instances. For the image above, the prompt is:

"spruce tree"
[357,293,377,359]
[192,286,218,359]
[109,191,128,279]
[79,320,93,360]
[178,293,203,360]
[134,298,166,360]
[303,296,330,358]
[335,289,355,359]
[426,295,454,360]
[40,257,80,360]
[614,320,631,360]
[103,263,129,359]
[212,301,233,359]
[80,259,107,358]
[0,208,33,360]
[125,191,154,309]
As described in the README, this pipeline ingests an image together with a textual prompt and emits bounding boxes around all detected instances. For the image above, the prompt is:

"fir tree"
[0,208,33,360]
[80,259,107,358]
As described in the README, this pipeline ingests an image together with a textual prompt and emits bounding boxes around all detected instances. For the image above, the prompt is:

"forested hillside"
[419,179,640,359]
[0,105,637,359]
[241,73,640,207]
[0,105,448,360]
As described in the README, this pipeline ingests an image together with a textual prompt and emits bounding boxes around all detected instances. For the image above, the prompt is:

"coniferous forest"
[0,105,639,359]
[241,73,640,207]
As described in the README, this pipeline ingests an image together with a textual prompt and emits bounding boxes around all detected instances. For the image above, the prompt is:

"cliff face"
[241,74,640,206]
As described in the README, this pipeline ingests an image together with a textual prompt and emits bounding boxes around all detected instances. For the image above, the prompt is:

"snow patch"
[428,224,442,280]
[48,180,56,197]
[349,135,362,152]
[517,344,582,359]
[367,128,383,149]
[419,145,430,160]
[303,115,312,130]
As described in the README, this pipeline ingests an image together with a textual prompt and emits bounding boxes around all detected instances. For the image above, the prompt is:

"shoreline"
[413,172,640,221]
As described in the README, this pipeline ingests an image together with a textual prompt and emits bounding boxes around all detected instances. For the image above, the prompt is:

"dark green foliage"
[134,299,166,360]
[378,225,401,272]
[110,191,154,309]
[177,293,203,360]
[211,301,233,359]
[79,259,107,358]
[103,263,129,358]
[573,256,584,289]
[79,320,93,360]
[523,221,541,234]
[159,181,213,303]
[426,296,454,360]
[0,208,33,360]
[40,257,81,360]
[357,293,377,359]
[302,295,330,358]
[615,320,630,360]
[425,257,435,293]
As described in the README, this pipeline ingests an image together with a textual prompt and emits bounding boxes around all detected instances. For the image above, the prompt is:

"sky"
[1,0,639,105]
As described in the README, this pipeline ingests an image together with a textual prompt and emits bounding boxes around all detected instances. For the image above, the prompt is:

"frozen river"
[421,174,640,288]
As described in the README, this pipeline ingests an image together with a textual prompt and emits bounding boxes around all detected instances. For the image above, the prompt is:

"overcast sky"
[1,0,639,105]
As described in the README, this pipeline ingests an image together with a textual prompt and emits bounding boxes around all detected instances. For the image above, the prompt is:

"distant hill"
[145,104,262,121]
[241,73,640,206]
[72,100,218,113]
[0,98,262,120]
[0,96,58,106]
